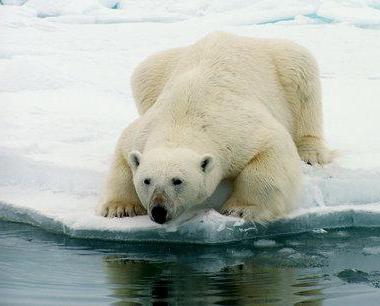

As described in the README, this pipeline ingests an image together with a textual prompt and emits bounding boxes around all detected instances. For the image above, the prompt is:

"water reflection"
[2,221,380,305]
[101,244,325,305]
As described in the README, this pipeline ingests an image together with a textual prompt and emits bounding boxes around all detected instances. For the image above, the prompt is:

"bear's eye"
[172,178,183,186]
[143,178,151,185]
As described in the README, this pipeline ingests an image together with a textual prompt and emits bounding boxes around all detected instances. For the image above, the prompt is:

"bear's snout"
[150,205,168,224]
[150,192,170,224]
[152,193,166,206]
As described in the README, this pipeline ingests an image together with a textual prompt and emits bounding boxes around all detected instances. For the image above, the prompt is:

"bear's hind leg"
[294,74,334,165]
[296,135,334,166]
[283,51,334,165]
[220,134,301,223]
[275,44,333,165]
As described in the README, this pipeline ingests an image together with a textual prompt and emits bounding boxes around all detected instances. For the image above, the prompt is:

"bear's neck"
[144,123,212,154]
[142,67,224,156]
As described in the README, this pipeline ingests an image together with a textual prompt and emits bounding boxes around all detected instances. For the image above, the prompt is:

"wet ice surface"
[1,221,380,305]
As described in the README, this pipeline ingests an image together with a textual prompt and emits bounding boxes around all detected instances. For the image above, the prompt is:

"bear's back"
[163,32,293,132]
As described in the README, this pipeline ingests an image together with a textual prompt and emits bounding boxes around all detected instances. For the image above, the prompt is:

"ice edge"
[2,200,380,244]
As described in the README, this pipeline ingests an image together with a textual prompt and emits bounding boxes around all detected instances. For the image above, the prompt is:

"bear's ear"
[128,150,142,172]
[200,154,215,173]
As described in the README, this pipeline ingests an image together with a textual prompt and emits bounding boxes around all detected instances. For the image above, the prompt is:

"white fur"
[98,32,333,223]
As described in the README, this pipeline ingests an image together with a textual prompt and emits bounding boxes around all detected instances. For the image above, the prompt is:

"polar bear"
[99,32,333,224]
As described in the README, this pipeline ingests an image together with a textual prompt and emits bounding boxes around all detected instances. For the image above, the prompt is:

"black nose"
[151,206,168,224]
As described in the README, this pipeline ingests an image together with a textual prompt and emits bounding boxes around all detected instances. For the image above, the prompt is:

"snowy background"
[1,0,380,243]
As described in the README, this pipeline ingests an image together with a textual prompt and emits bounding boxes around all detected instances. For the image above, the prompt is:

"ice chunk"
[278,247,296,254]
[362,247,380,255]
[312,228,328,234]
[336,269,380,288]
[254,239,277,248]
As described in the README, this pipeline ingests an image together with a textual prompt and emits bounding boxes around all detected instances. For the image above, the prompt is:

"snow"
[2,0,380,26]
[318,0,380,27]
[1,0,380,243]
[23,0,105,18]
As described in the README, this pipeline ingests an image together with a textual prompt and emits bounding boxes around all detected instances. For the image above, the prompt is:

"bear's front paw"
[220,205,276,223]
[219,198,250,219]
[220,206,246,218]
[296,136,335,166]
[99,200,147,218]
[220,198,277,223]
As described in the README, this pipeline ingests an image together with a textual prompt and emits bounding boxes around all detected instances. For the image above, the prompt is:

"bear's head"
[128,147,222,224]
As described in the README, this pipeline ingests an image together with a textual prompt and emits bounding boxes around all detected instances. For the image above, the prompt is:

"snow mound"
[2,0,380,26]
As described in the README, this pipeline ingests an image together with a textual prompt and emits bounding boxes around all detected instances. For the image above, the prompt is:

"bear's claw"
[219,197,280,223]
[298,148,331,166]
[99,201,147,218]
[220,207,246,219]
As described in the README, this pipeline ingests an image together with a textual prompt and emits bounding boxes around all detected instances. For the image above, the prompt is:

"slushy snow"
[1,0,380,243]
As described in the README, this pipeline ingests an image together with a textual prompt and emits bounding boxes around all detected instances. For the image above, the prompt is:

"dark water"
[1,221,380,305]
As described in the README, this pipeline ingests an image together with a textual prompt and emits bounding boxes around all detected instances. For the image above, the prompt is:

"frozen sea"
[1,0,380,304]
